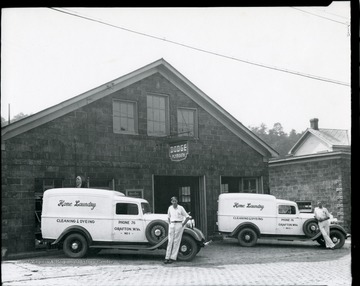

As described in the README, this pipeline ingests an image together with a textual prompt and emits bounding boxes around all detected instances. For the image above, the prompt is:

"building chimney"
[310,118,319,130]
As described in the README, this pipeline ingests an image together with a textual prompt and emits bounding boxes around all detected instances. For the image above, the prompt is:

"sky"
[1,3,351,134]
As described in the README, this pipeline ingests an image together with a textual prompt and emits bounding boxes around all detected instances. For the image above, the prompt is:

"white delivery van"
[217,193,349,248]
[41,188,206,260]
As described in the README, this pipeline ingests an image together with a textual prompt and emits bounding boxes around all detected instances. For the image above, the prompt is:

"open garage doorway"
[153,176,205,234]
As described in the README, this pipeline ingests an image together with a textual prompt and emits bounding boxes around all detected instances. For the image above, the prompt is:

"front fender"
[311,224,349,240]
[52,225,93,245]
[183,227,204,242]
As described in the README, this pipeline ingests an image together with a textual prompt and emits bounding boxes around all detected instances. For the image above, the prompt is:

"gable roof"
[1,58,278,158]
[289,127,350,155]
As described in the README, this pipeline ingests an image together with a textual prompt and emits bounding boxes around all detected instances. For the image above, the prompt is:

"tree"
[249,123,303,158]
[1,112,31,127]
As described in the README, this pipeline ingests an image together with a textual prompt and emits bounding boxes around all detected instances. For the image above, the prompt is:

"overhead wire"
[290,7,349,26]
[49,7,350,87]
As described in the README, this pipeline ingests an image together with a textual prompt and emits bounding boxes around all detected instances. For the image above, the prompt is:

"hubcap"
[71,242,79,250]
[180,245,188,252]
[332,237,339,243]
[310,225,316,231]
[154,229,161,236]
[244,234,251,241]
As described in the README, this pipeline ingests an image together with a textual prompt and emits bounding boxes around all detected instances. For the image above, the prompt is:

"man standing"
[314,201,336,249]
[164,196,191,264]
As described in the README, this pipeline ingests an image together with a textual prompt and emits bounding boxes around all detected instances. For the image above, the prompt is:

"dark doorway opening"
[154,176,201,229]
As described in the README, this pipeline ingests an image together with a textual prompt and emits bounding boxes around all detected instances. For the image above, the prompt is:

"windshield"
[141,202,152,214]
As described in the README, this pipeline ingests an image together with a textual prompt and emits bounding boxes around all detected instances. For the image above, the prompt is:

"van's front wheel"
[63,233,88,258]
[237,228,258,247]
[177,235,198,261]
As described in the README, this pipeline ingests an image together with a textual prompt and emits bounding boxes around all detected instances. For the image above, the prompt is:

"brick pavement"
[2,250,352,286]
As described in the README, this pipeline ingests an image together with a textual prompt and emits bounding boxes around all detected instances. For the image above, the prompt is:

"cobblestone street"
[1,238,353,286]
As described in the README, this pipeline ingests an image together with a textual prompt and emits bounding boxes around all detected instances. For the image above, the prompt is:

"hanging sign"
[169,141,189,162]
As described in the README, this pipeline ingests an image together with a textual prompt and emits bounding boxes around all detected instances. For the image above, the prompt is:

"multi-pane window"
[179,186,191,203]
[177,108,197,137]
[297,201,313,213]
[220,184,229,193]
[243,178,257,193]
[147,94,168,136]
[113,100,137,134]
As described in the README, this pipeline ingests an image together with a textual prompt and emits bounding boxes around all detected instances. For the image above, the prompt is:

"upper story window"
[113,100,138,135]
[177,108,197,137]
[147,94,169,136]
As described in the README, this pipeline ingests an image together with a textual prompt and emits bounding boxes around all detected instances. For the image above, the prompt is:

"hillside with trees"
[249,123,304,158]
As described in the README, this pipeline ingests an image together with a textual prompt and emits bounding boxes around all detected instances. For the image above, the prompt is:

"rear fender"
[52,225,93,245]
[229,222,261,238]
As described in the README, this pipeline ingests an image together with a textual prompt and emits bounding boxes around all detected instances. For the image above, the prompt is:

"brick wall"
[269,154,351,232]
[1,73,269,253]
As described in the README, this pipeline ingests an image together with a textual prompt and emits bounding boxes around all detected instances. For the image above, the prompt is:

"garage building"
[1,59,278,254]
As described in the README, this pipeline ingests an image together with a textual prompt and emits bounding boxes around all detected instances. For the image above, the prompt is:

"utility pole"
[8,104,10,124]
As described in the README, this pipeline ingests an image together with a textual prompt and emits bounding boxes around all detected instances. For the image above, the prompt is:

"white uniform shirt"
[314,207,330,221]
[167,205,189,222]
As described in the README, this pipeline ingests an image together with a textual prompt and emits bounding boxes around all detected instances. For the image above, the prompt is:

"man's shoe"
[164,259,169,264]
[168,259,174,264]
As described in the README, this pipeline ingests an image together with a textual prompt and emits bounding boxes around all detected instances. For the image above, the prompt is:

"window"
[179,186,191,203]
[177,108,197,137]
[116,203,139,215]
[278,205,296,215]
[141,202,152,214]
[147,94,168,136]
[297,201,313,213]
[220,184,229,193]
[242,178,257,193]
[113,100,138,134]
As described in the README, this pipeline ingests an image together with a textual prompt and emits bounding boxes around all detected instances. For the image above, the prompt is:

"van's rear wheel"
[63,233,88,258]
[237,228,258,247]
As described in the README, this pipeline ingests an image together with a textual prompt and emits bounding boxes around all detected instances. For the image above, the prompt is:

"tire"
[145,220,168,245]
[316,229,346,249]
[237,228,258,247]
[177,235,198,261]
[63,233,88,258]
[303,219,320,238]
[330,229,346,249]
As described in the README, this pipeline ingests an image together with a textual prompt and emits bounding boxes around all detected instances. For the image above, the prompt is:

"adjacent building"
[269,118,351,231]
[1,59,278,254]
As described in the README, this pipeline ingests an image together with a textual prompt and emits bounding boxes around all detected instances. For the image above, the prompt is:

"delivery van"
[216,193,349,248]
[41,188,206,260]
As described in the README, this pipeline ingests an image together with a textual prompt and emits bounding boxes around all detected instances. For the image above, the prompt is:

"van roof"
[219,193,276,201]
[276,199,296,205]
[43,188,148,203]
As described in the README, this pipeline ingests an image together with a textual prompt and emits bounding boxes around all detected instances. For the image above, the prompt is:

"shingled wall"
[1,73,269,254]
[269,154,351,232]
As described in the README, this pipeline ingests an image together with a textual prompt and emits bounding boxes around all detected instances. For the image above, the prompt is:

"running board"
[90,237,168,251]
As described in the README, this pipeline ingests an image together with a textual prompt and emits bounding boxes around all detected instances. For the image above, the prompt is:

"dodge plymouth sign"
[169,142,189,161]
